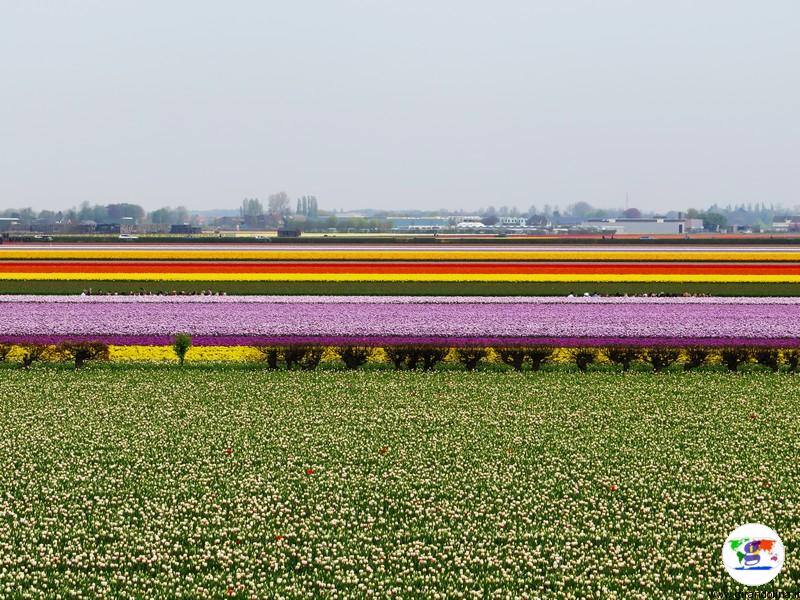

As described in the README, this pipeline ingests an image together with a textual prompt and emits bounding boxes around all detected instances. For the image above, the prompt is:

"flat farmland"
[0,367,797,598]
[4,243,800,295]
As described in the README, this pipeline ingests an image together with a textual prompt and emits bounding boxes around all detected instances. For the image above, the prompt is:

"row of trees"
[1,192,319,229]
[4,341,799,373]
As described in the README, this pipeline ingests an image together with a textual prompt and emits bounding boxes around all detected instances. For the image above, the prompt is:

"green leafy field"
[1,367,797,598]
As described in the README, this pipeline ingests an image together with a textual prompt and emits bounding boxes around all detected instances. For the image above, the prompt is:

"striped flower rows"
[1,296,798,347]
[4,245,800,283]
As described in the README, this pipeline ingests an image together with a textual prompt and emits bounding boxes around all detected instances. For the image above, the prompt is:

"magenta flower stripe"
[1,296,798,347]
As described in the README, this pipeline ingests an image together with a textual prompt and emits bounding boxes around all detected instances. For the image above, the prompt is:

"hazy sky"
[2,1,798,213]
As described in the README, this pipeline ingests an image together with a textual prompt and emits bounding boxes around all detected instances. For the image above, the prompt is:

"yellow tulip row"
[0,345,738,364]
[2,249,800,261]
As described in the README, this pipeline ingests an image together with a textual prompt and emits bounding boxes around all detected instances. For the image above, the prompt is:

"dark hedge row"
[4,342,800,373]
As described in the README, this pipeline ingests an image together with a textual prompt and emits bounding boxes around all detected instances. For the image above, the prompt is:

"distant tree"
[175,206,190,224]
[268,192,291,216]
[78,201,94,221]
[38,210,56,223]
[702,212,727,232]
[242,198,264,217]
[482,215,499,226]
[106,203,145,222]
[569,202,593,218]
[149,207,176,224]
[623,208,642,219]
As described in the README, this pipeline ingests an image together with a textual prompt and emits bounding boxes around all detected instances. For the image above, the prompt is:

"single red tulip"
[305,468,315,475]
[610,484,619,491]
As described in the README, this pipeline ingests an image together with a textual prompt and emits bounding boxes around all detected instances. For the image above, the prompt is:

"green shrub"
[338,346,371,370]
[494,348,528,371]
[526,347,552,371]
[420,348,448,371]
[20,345,48,369]
[173,333,192,366]
[720,347,751,372]
[646,348,680,372]
[58,342,110,369]
[255,346,281,369]
[284,346,324,370]
[573,348,597,373]
[385,346,409,370]
[454,347,486,371]
[786,349,800,373]
[605,347,642,372]
[754,348,780,372]
[0,344,12,363]
[683,347,710,371]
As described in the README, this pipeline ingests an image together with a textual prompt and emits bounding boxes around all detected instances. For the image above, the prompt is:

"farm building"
[581,218,689,235]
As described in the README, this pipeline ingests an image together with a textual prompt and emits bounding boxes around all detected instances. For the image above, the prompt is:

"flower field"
[1,295,799,348]
[4,244,800,294]
[0,367,797,598]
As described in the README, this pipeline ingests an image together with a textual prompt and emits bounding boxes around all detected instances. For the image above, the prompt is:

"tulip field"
[0,367,797,598]
[2,240,800,596]
[1,295,800,349]
[4,242,800,295]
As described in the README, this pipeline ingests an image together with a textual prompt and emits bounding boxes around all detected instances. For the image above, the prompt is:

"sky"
[1,0,799,213]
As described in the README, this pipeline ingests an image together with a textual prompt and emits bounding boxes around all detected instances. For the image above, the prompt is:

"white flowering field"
[0,367,797,598]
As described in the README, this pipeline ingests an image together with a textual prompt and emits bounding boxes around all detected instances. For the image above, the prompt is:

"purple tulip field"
[1,295,799,348]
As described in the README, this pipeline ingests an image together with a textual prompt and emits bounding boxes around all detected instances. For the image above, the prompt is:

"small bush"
[338,346,371,370]
[20,345,48,369]
[405,348,423,370]
[646,348,680,372]
[284,346,324,370]
[173,333,192,365]
[526,347,552,371]
[455,347,487,371]
[754,348,780,372]
[420,348,447,371]
[255,346,281,369]
[683,347,710,371]
[0,344,12,363]
[573,348,597,372]
[720,347,751,372]
[785,349,800,373]
[58,342,109,369]
[495,348,528,371]
[605,347,642,372]
[385,346,409,370]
